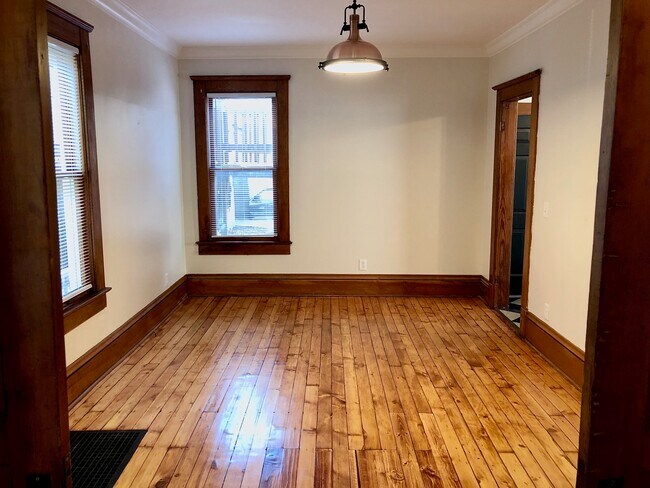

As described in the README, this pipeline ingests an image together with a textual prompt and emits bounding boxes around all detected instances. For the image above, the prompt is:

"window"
[48,3,109,332]
[192,76,291,254]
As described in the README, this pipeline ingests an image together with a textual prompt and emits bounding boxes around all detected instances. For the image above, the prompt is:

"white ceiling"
[115,0,551,54]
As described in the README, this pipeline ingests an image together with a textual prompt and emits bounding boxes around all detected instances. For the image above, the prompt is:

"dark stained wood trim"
[192,75,291,255]
[492,69,542,91]
[478,276,491,303]
[190,75,291,82]
[520,308,585,387]
[0,0,71,483]
[66,276,188,404]
[47,4,108,328]
[578,0,650,484]
[197,240,291,255]
[63,287,110,333]
[492,99,518,308]
[186,274,485,297]
[46,2,93,32]
[489,70,541,310]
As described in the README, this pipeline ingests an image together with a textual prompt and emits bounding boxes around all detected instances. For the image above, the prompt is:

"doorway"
[489,71,541,329]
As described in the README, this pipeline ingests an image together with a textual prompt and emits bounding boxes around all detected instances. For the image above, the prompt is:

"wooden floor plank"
[73,296,581,487]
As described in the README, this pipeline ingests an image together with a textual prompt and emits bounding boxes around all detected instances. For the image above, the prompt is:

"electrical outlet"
[164,273,170,287]
[543,201,550,218]
[544,303,550,320]
[359,259,368,271]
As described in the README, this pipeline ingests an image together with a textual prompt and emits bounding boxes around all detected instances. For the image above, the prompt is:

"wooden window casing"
[47,3,109,333]
[192,75,291,255]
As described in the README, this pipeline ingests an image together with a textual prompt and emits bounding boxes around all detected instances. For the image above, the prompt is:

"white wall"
[180,58,489,275]
[55,0,186,365]
[479,0,610,348]
[55,0,608,362]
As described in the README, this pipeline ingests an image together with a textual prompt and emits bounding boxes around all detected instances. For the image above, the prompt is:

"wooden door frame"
[488,70,541,321]
[0,0,72,484]
[578,0,650,484]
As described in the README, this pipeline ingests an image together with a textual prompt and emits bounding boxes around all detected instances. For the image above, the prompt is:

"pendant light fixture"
[319,0,389,73]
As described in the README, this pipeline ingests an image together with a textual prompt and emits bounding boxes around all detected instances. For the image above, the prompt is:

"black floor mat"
[70,430,146,488]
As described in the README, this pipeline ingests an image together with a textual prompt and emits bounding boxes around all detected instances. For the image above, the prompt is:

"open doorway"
[489,71,541,329]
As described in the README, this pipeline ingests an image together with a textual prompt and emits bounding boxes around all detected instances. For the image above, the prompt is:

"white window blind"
[48,38,92,301]
[207,94,278,238]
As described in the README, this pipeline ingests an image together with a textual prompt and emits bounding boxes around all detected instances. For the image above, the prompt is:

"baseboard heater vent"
[70,430,146,487]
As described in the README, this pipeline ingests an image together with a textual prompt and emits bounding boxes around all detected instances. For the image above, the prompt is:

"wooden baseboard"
[520,307,585,387]
[66,276,188,404]
[186,274,486,297]
[479,276,491,303]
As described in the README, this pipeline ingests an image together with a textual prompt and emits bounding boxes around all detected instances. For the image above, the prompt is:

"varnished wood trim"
[63,287,110,333]
[0,0,71,482]
[192,75,291,254]
[197,240,291,255]
[186,274,485,297]
[48,3,108,330]
[46,2,94,33]
[479,276,491,303]
[492,69,542,91]
[521,307,585,387]
[579,1,650,483]
[190,75,291,82]
[489,70,541,310]
[66,276,188,404]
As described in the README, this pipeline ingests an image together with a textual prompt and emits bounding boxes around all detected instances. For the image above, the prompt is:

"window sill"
[63,287,111,334]
[197,240,292,255]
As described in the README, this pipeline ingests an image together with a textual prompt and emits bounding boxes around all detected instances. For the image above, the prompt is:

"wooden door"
[489,72,540,313]
[510,112,531,297]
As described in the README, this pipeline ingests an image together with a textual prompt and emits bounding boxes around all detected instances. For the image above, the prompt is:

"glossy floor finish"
[68,296,581,487]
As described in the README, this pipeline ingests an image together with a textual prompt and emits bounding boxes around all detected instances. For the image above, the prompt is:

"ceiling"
[116,0,552,55]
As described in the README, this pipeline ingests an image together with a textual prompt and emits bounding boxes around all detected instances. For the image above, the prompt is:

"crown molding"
[86,0,583,61]
[180,44,487,60]
[486,0,584,56]
[87,0,180,56]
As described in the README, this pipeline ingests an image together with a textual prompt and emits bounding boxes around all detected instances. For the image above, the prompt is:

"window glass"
[207,95,277,238]
[48,39,92,301]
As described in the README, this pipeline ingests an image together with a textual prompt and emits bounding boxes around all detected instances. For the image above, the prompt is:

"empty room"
[2,0,649,486]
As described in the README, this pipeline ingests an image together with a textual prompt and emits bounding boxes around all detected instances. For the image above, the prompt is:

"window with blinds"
[48,38,93,301]
[207,94,278,238]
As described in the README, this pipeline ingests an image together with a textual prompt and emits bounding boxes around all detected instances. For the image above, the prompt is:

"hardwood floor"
[68,296,581,487]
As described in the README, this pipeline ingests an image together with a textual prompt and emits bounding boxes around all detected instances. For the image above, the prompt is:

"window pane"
[208,95,276,169]
[207,94,278,238]
[210,170,275,237]
[57,175,90,297]
[48,39,92,300]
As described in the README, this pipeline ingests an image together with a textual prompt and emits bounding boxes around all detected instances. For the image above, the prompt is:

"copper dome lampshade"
[319,1,389,74]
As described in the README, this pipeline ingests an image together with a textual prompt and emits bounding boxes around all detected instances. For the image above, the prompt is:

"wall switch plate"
[543,201,550,218]
[544,303,550,320]
[359,259,368,271]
